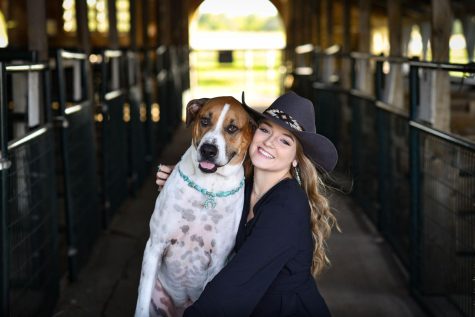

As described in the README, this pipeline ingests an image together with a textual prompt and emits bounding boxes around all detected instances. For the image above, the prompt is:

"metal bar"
[7,126,49,150]
[313,82,348,93]
[294,67,313,76]
[409,60,475,73]
[56,50,78,282]
[6,64,47,72]
[409,121,475,151]
[375,58,384,100]
[375,100,409,119]
[409,61,421,292]
[64,104,83,115]
[0,62,10,317]
[375,58,385,232]
[104,50,122,58]
[60,50,88,60]
[349,89,376,102]
[295,43,315,54]
[105,89,124,100]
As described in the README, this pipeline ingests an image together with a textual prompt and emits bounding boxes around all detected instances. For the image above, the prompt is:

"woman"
[157,91,338,316]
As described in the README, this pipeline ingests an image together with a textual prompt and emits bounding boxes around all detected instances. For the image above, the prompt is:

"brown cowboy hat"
[242,91,338,172]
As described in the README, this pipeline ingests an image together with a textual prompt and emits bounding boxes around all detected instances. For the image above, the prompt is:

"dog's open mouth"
[199,161,218,173]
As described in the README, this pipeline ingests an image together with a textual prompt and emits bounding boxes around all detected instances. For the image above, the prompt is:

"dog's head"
[186,96,256,174]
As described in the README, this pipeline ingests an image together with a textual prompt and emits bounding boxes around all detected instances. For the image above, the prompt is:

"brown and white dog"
[135,96,255,317]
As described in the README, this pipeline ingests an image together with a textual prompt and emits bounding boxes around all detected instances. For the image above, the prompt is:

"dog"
[135,96,255,317]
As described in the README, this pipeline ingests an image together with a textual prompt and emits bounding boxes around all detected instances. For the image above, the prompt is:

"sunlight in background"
[187,0,285,113]
[198,0,278,17]
[0,12,8,48]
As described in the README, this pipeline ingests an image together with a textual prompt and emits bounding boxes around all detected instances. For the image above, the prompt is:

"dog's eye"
[226,124,238,134]
[200,118,210,127]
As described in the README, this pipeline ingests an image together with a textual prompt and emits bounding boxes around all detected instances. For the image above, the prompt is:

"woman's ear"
[185,98,209,127]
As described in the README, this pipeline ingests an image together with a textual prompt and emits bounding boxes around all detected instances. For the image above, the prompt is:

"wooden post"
[357,0,372,94]
[430,0,452,131]
[130,0,137,50]
[310,0,318,46]
[75,0,91,54]
[341,0,352,89]
[160,0,171,46]
[384,0,404,108]
[462,15,475,62]
[326,0,333,47]
[26,0,48,61]
[108,0,119,49]
[141,0,149,49]
[316,0,322,48]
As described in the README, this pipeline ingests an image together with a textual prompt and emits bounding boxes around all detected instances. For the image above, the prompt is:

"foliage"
[197,14,282,32]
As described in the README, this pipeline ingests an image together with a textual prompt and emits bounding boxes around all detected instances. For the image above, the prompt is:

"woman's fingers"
[156,164,176,190]
[158,164,174,174]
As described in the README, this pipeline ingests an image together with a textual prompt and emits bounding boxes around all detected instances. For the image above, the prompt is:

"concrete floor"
[53,124,428,317]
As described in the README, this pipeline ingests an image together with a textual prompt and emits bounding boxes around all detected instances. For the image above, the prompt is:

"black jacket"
[183,178,331,317]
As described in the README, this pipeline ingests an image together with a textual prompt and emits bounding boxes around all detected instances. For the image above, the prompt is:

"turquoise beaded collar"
[177,167,245,209]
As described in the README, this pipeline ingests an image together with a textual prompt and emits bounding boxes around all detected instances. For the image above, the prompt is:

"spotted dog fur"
[135,97,255,317]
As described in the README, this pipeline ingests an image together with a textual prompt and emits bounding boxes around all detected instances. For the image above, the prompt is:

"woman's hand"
[156,164,174,190]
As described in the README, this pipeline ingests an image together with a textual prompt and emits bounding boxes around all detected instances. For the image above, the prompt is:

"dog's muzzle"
[198,143,219,173]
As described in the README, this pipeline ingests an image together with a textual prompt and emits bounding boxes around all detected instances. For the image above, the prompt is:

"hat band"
[264,109,304,132]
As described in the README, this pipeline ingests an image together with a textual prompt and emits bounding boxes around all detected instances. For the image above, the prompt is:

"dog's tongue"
[199,161,216,170]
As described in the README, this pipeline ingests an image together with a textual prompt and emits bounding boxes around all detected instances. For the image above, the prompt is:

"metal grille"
[63,102,100,273]
[350,94,380,224]
[127,87,147,191]
[417,130,475,316]
[314,87,352,173]
[5,128,59,317]
[142,49,160,161]
[96,94,128,225]
[380,111,411,267]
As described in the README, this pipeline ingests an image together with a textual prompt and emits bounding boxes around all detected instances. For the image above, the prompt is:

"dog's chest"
[152,178,243,279]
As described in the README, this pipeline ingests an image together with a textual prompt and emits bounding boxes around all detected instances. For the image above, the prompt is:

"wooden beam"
[316,0,322,47]
[341,0,352,89]
[107,0,119,48]
[130,0,137,50]
[26,0,48,61]
[326,0,334,46]
[358,0,371,53]
[431,0,452,62]
[461,15,475,62]
[388,0,402,56]
[75,0,91,54]
[384,0,404,108]
[429,0,452,131]
[343,0,351,53]
[356,0,372,93]
[141,0,150,49]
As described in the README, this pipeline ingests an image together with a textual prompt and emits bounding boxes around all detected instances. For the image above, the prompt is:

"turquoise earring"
[293,162,301,186]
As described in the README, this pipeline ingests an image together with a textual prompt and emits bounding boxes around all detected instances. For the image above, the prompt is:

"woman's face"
[249,120,297,174]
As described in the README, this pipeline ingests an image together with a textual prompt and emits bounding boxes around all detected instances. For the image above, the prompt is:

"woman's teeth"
[258,147,274,159]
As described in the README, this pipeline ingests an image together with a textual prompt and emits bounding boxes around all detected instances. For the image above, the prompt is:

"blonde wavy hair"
[291,142,339,277]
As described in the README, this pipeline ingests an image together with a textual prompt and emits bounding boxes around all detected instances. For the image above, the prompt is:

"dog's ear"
[186,98,209,127]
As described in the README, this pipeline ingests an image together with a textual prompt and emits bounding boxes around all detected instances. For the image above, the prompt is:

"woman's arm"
[184,192,308,317]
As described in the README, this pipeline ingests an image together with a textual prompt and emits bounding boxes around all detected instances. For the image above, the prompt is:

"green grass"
[189,50,283,102]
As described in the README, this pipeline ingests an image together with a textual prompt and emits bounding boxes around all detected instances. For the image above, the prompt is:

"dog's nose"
[200,143,218,159]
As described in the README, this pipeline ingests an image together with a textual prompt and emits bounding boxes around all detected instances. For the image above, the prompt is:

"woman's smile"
[257,146,275,159]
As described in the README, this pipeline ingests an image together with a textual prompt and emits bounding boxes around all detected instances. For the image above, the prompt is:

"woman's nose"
[263,135,276,147]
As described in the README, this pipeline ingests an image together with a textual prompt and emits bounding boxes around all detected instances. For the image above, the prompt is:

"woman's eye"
[281,139,290,146]
[200,118,210,126]
[226,125,238,134]
[258,127,269,133]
